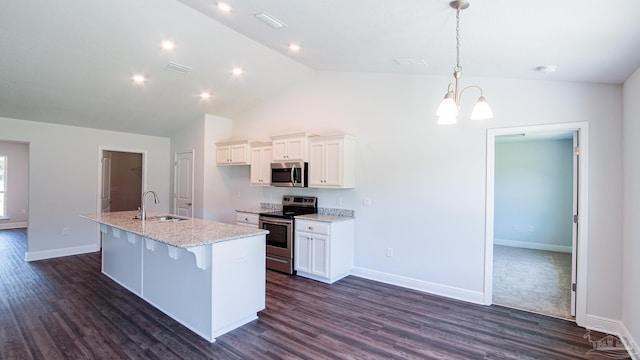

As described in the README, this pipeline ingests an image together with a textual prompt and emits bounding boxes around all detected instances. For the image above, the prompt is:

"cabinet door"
[294,232,312,273]
[250,147,263,184]
[230,144,248,164]
[308,141,325,187]
[323,140,343,186]
[261,147,272,184]
[216,146,230,164]
[286,138,305,160]
[310,233,329,278]
[271,140,288,161]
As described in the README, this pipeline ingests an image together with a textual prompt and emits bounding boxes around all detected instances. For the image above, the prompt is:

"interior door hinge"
[573,214,579,223]
[572,283,577,292]
[574,146,580,156]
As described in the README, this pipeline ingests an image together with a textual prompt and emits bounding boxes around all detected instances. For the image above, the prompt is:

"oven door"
[259,217,293,259]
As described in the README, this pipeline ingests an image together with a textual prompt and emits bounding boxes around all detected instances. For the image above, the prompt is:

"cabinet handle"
[245,217,249,221]
[308,226,314,230]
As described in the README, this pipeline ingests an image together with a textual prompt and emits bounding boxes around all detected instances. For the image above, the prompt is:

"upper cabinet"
[250,142,272,186]
[308,134,355,188]
[271,133,312,162]
[216,140,250,165]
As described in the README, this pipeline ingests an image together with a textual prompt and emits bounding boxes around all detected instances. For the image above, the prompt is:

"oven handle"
[290,163,296,185]
[260,217,293,226]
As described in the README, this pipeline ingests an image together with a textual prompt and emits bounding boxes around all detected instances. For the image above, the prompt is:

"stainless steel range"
[259,195,317,274]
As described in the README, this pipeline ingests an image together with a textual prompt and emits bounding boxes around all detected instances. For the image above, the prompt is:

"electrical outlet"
[363,197,372,207]
[20,209,26,214]
[62,227,70,236]
[336,196,343,206]
[236,255,247,263]
[386,247,393,257]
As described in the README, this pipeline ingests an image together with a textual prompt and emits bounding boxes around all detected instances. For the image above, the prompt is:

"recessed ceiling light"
[161,40,175,51]
[288,43,301,52]
[132,74,146,84]
[217,2,232,13]
[254,12,286,29]
[200,91,212,100]
[232,67,243,76]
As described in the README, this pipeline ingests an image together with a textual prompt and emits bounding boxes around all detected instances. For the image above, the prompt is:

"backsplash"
[260,202,354,218]
[318,207,355,217]
[260,202,282,210]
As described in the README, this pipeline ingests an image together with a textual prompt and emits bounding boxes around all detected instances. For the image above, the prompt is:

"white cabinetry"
[216,140,250,165]
[308,134,355,188]
[271,133,312,162]
[294,218,354,284]
[250,142,272,185]
[236,211,259,228]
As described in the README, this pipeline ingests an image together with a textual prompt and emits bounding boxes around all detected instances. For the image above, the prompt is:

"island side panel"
[142,240,214,341]
[211,234,266,339]
[101,227,143,295]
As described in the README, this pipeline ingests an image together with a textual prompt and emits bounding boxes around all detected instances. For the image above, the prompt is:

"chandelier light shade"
[437,0,493,125]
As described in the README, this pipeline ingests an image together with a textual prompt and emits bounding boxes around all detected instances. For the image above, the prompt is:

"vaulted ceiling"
[1,0,639,137]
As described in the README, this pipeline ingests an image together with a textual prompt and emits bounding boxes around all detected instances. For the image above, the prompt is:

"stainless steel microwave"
[271,162,308,187]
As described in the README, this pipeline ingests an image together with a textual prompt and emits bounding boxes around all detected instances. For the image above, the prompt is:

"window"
[0,155,6,217]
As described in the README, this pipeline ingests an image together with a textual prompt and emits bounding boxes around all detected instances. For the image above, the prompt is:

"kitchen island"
[81,211,268,342]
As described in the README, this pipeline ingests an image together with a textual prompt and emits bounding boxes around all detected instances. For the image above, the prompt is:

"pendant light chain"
[454,7,462,73]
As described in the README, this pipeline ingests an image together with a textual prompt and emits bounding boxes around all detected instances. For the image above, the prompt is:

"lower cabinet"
[236,211,259,228]
[294,218,354,284]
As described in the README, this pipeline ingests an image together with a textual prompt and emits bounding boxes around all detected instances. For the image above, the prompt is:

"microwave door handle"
[290,164,296,185]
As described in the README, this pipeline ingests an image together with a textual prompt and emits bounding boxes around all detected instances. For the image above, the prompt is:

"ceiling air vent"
[166,62,192,74]
[394,58,427,66]
[254,12,286,29]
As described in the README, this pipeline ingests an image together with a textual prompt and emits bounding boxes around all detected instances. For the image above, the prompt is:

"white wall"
[494,139,574,250]
[207,70,624,321]
[623,66,640,349]
[171,114,248,221]
[0,116,171,260]
[0,141,29,227]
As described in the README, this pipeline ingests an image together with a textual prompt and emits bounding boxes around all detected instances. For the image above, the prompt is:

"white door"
[570,132,579,316]
[174,151,194,217]
[101,151,112,212]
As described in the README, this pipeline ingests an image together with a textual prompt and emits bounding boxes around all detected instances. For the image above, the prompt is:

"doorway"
[485,122,589,327]
[101,150,143,212]
[174,151,194,217]
[492,132,574,319]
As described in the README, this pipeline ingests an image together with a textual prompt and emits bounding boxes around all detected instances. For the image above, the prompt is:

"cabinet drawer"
[236,212,259,226]
[295,220,330,235]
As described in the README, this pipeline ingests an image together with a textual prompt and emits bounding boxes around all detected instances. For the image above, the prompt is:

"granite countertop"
[295,213,355,223]
[81,211,268,248]
[235,208,265,214]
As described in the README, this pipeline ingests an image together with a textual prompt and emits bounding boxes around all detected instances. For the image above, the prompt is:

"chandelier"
[436,0,493,125]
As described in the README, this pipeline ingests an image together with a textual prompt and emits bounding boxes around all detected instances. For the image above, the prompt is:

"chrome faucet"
[141,190,159,220]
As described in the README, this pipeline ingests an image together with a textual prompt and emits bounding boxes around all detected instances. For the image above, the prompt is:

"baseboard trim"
[584,315,639,359]
[351,267,484,305]
[25,244,100,262]
[495,238,572,253]
[0,222,28,230]
[621,323,640,360]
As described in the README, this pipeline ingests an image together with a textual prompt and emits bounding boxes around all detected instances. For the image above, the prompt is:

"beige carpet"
[493,245,573,319]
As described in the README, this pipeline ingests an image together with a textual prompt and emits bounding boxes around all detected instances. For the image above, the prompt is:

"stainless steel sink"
[134,215,188,222]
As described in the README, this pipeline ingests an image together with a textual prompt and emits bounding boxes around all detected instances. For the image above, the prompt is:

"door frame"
[484,121,589,327]
[96,147,147,246]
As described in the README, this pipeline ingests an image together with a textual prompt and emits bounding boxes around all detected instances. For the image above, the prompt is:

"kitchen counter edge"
[81,211,268,248]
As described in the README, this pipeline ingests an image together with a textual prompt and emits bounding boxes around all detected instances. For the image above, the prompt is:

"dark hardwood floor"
[0,229,626,359]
